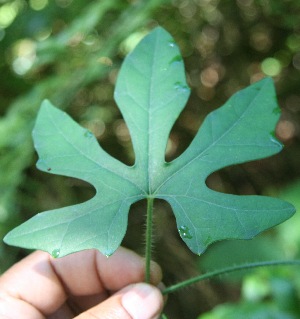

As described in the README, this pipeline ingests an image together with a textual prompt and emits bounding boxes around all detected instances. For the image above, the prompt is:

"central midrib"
[146,33,160,195]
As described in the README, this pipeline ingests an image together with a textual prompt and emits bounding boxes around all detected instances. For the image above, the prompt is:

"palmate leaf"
[4,27,295,257]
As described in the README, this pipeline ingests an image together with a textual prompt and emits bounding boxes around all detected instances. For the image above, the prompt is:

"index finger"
[0,248,162,316]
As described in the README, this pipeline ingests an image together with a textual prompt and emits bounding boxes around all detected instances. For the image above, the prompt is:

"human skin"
[0,247,163,319]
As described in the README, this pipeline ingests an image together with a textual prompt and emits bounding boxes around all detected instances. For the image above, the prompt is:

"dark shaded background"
[1,1,300,318]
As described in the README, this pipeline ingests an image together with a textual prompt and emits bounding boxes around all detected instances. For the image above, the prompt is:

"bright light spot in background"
[178,0,197,19]
[83,119,106,138]
[286,34,300,52]
[11,39,36,75]
[242,274,270,302]
[34,27,52,41]
[82,29,99,46]
[114,120,131,142]
[261,57,282,76]
[55,0,73,8]
[277,120,296,142]
[29,0,48,11]
[0,1,22,28]
[200,67,219,88]
[165,135,179,159]
[250,29,272,52]
[98,57,113,67]
[120,30,148,55]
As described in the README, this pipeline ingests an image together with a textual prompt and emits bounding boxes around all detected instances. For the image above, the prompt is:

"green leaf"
[4,27,295,257]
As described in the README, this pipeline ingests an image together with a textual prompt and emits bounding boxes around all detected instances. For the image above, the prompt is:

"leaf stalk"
[145,197,154,283]
[162,259,300,295]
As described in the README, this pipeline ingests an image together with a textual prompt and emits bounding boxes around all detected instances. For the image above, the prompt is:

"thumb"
[75,283,164,319]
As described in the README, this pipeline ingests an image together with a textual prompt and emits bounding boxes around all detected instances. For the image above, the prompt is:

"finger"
[0,251,64,318]
[0,292,44,319]
[51,247,162,312]
[75,283,163,319]
[0,248,162,316]
[51,247,162,295]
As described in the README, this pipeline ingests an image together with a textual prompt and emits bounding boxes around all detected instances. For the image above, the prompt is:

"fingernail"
[121,283,163,319]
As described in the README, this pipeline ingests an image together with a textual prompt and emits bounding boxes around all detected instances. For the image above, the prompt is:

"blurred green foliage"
[197,181,300,318]
[198,262,300,318]
[0,0,300,318]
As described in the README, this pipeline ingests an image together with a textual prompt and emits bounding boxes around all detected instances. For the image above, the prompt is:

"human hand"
[0,247,163,319]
